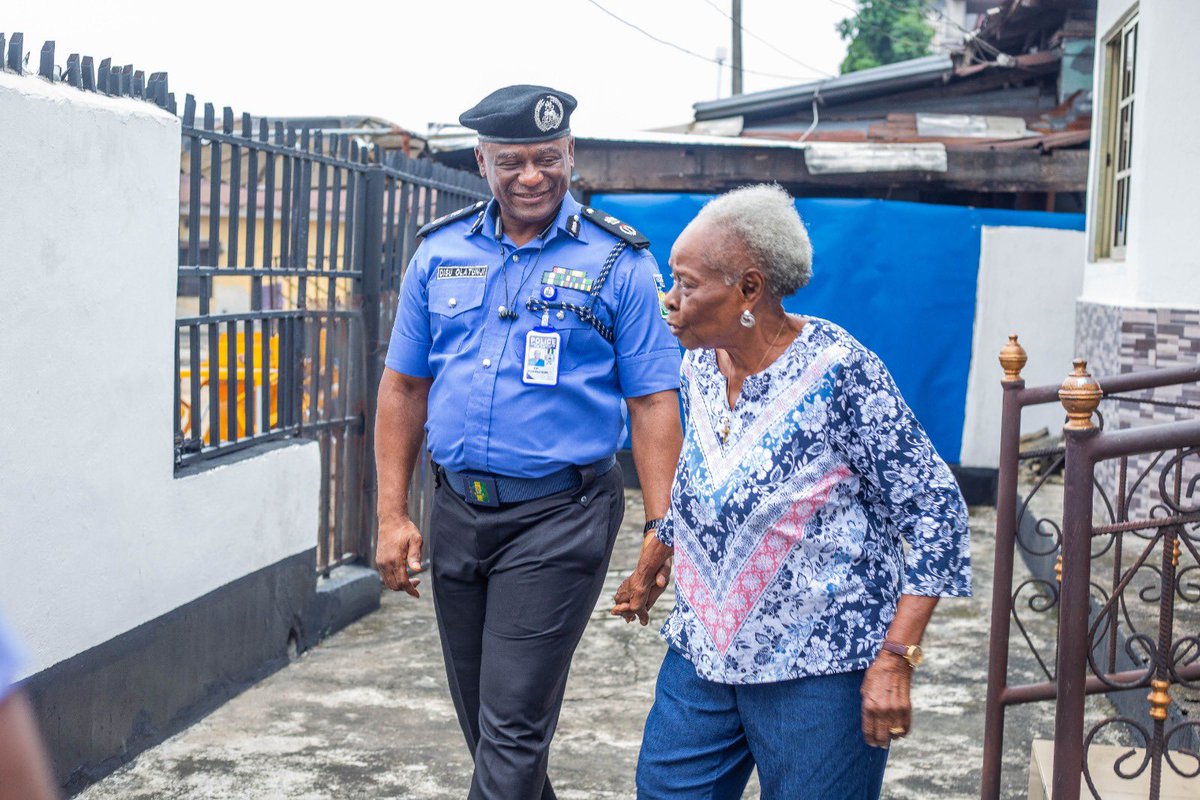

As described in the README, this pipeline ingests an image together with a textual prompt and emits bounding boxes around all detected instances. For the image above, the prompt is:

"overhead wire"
[694,0,835,78]
[582,0,822,83]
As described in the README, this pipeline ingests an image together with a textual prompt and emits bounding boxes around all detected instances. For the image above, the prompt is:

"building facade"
[1076,0,1200,422]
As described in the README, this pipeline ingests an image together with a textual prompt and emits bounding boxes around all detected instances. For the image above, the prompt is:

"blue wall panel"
[594,193,1084,463]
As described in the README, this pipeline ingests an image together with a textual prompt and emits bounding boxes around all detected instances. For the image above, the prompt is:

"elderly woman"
[612,184,971,799]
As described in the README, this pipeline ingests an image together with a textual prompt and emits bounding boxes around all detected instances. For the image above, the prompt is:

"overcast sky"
[5,0,850,134]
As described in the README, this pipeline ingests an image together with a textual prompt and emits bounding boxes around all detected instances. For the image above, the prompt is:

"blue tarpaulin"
[595,193,1084,463]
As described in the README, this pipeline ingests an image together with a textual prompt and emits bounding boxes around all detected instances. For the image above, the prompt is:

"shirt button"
[556,310,566,321]
[482,358,492,368]
[448,297,457,308]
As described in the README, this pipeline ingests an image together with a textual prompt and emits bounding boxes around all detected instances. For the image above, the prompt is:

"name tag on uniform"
[523,328,561,386]
[436,265,488,280]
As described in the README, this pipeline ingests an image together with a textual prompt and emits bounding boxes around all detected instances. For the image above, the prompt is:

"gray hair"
[687,183,812,297]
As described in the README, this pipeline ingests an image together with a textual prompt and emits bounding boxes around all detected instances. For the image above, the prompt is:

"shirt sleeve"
[0,614,26,701]
[613,250,682,399]
[831,347,972,597]
[384,247,434,378]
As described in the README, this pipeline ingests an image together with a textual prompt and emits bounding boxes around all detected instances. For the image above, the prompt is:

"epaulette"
[416,200,488,241]
[579,206,651,250]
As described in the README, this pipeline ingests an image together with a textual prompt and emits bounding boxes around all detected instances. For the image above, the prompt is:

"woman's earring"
[740,309,756,328]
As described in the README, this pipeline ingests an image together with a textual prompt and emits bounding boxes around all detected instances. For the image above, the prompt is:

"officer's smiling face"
[664,221,751,351]
[476,137,574,235]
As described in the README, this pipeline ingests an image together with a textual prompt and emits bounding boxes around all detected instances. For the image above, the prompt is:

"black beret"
[459,85,577,144]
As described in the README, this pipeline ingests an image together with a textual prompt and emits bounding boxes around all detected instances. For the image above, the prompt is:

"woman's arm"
[829,346,972,746]
[860,594,938,748]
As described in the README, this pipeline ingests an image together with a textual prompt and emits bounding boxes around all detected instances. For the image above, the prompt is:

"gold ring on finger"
[889,726,906,737]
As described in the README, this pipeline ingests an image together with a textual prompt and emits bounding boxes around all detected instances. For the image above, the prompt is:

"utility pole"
[731,0,744,95]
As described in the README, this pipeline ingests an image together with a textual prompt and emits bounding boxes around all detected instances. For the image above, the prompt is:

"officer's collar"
[469,195,588,245]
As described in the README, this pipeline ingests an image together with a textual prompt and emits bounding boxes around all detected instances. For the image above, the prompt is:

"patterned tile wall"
[1075,301,1200,519]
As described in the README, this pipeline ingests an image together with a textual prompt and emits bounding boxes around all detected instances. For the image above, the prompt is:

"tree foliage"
[837,0,935,74]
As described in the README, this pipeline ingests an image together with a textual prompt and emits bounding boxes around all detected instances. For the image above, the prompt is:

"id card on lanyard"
[523,311,560,386]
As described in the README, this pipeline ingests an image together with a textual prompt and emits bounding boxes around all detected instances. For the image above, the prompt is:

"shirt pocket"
[428,278,486,353]
[551,288,614,374]
[557,316,604,374]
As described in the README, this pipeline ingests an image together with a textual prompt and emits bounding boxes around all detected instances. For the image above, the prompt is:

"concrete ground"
[79,493,1067,800]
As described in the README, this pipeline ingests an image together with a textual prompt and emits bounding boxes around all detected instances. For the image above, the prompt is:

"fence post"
[982,335,1028,799]
[358,165,386,562]
[1051,360,1103,800]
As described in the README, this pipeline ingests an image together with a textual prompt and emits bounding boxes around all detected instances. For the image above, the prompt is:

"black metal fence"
[982,337,1200,799]
[175,102,489,572]
[2,33,491,573]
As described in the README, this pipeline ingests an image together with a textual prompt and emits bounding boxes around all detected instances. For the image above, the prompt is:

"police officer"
[374,85,682,799]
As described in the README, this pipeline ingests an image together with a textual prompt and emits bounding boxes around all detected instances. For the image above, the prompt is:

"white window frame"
[1094,7,1139,261]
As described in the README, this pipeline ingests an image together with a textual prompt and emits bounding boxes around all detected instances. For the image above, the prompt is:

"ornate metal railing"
[982,336,1200,799]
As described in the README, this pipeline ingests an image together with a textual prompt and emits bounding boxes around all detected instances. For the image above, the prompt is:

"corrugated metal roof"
[693,54,954,122]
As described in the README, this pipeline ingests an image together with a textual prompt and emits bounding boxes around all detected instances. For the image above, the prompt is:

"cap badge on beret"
[535,95,564,133]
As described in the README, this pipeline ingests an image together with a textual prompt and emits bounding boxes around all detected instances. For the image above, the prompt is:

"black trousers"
[429,464,625,800]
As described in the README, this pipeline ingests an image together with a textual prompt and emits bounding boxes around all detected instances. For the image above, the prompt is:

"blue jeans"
[636,648,888,800]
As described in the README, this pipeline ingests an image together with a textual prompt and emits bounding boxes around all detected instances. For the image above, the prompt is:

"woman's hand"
[860,651,913,748]
[611,536,673,625]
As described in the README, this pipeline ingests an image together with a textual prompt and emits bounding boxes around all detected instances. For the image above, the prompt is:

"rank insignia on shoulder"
[580,207,651,249]
[542,266,594,293]
[416,200,488,241]
[650,268,669,319]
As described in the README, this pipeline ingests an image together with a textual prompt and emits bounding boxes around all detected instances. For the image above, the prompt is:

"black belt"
[438,456,617,507]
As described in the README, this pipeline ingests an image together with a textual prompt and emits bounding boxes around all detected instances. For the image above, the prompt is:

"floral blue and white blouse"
[657,317,971,684]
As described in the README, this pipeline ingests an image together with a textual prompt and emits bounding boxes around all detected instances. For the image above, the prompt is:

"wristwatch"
[881,640,923,668]
[643,518,663,536]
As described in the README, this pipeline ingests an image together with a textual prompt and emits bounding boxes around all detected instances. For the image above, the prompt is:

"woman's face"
[663,222,750,351]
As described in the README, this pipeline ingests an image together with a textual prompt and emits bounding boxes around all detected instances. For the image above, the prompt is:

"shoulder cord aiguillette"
[525,240,627,344]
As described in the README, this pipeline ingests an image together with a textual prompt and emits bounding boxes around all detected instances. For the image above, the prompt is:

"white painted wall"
[0,73,319,678]
[1082,0,1200,310]
[960,226,1086,468]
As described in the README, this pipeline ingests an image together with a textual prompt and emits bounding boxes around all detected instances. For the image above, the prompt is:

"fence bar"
[981,373,1025,800]
[358,166,386,559]
[226,320,238,444]
[1051,428,1099,800]
[1000,662,1200,705]
[1089,418,1200,461]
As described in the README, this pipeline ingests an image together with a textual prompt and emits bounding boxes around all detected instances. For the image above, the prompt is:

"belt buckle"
[461,474,501,507]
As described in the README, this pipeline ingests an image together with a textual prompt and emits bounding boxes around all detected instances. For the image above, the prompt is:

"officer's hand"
[376,517,424,597]
[611,536,673,625]
[612,562,671,625]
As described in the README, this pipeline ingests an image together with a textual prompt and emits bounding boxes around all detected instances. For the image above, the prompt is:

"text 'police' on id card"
[523,329,561,386]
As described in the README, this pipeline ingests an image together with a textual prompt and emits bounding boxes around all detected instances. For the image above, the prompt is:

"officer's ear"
[566,137,575,167]
[474,145,487,178]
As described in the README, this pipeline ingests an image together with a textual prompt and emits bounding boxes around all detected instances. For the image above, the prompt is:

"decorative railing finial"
[999,334,1027,382]
[1148,680,1171,721]
[1059,359,1102,431]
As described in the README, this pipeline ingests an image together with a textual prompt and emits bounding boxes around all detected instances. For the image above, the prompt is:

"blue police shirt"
[385,193,681,479]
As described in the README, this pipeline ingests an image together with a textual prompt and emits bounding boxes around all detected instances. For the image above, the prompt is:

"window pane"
[1118,106,1130,172]
[1122,24,1138,98]
[1125,101,1134,171]
[1115,178,1129,249]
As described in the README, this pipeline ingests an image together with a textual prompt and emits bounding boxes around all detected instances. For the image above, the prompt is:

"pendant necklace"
[719,315,790,444]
